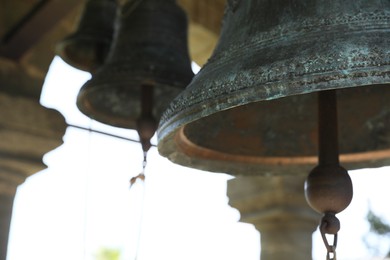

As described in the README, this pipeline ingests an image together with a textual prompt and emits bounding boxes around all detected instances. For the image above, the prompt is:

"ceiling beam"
[0,0,79,61]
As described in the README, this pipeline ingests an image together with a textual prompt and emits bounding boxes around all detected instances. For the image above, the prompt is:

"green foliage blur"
[365,209,390,257]
[95,248,121,260]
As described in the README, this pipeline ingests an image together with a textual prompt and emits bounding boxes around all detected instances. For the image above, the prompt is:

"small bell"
[76,0,193,175]
[56,0,118,72]
[77,0,194,129]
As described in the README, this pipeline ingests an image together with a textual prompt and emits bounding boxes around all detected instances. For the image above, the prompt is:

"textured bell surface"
[77,0,194,129]
[56,0,118,72]
[158,0,390,176]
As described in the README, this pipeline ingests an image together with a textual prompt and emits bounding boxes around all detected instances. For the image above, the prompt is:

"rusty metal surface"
[305,90,353,215]
[56,0,118,72]
[158,0,390,176]
[304,89,353,221]
[304,90,353,260]
[320,214,339,260]
[77,0,194,129]
[136,84,158,153]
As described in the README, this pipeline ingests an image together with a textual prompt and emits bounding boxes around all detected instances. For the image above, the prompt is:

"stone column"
[227,175,320,260]
[0,85,67,260]
[0,188,17,260]
[0,7,75,258]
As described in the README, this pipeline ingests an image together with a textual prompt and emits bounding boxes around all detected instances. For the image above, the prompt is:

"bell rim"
[157,126,390,176]
[56,33,112,72]
[158,68,390,142]
[76,75,191,129]
[158,73,390,175]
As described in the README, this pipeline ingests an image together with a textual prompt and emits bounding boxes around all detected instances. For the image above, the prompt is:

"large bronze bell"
[56,0,118,72]
[158,0,390,176]
[77,0,194,131]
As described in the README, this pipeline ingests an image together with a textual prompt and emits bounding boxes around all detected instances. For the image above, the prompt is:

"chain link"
[326,248,337,260]
[320,216,338,260]
[142,151,147,171]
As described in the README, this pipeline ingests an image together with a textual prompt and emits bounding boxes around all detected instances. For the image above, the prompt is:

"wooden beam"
[0,0,79,61]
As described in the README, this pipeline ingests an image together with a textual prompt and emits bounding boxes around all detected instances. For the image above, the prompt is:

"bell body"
[158,0,390,176]
[56,0,118,72]
[77,0,194,129]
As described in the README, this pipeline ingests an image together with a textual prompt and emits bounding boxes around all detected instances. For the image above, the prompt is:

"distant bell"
[158,0,390,176]
[77,0,194,130]
[56,0,118,72]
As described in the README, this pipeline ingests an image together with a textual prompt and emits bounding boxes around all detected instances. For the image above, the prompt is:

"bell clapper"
[305,90,353,260]
[129,172,146,188]
[129,151,147,188]
[131,84,157,187]
[142,150,147,171]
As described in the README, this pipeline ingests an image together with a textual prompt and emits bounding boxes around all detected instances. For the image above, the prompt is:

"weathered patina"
[56,0,118,72]
[77,0,194,130]
[158,0,390,176]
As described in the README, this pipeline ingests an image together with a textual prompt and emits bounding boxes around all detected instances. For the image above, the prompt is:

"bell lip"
[76,84,138,129]
[76,73,192,129]
[158,115,390,176]
[157,77,390,175]
[76,105,137,129]
[158,72,390,144]
[157,125,390,176]
[55,34,111,72]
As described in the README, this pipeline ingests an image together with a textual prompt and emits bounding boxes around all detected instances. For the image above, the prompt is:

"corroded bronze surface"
[56,0,118,72]
[77,0,193,129]
[158,0,390,176]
